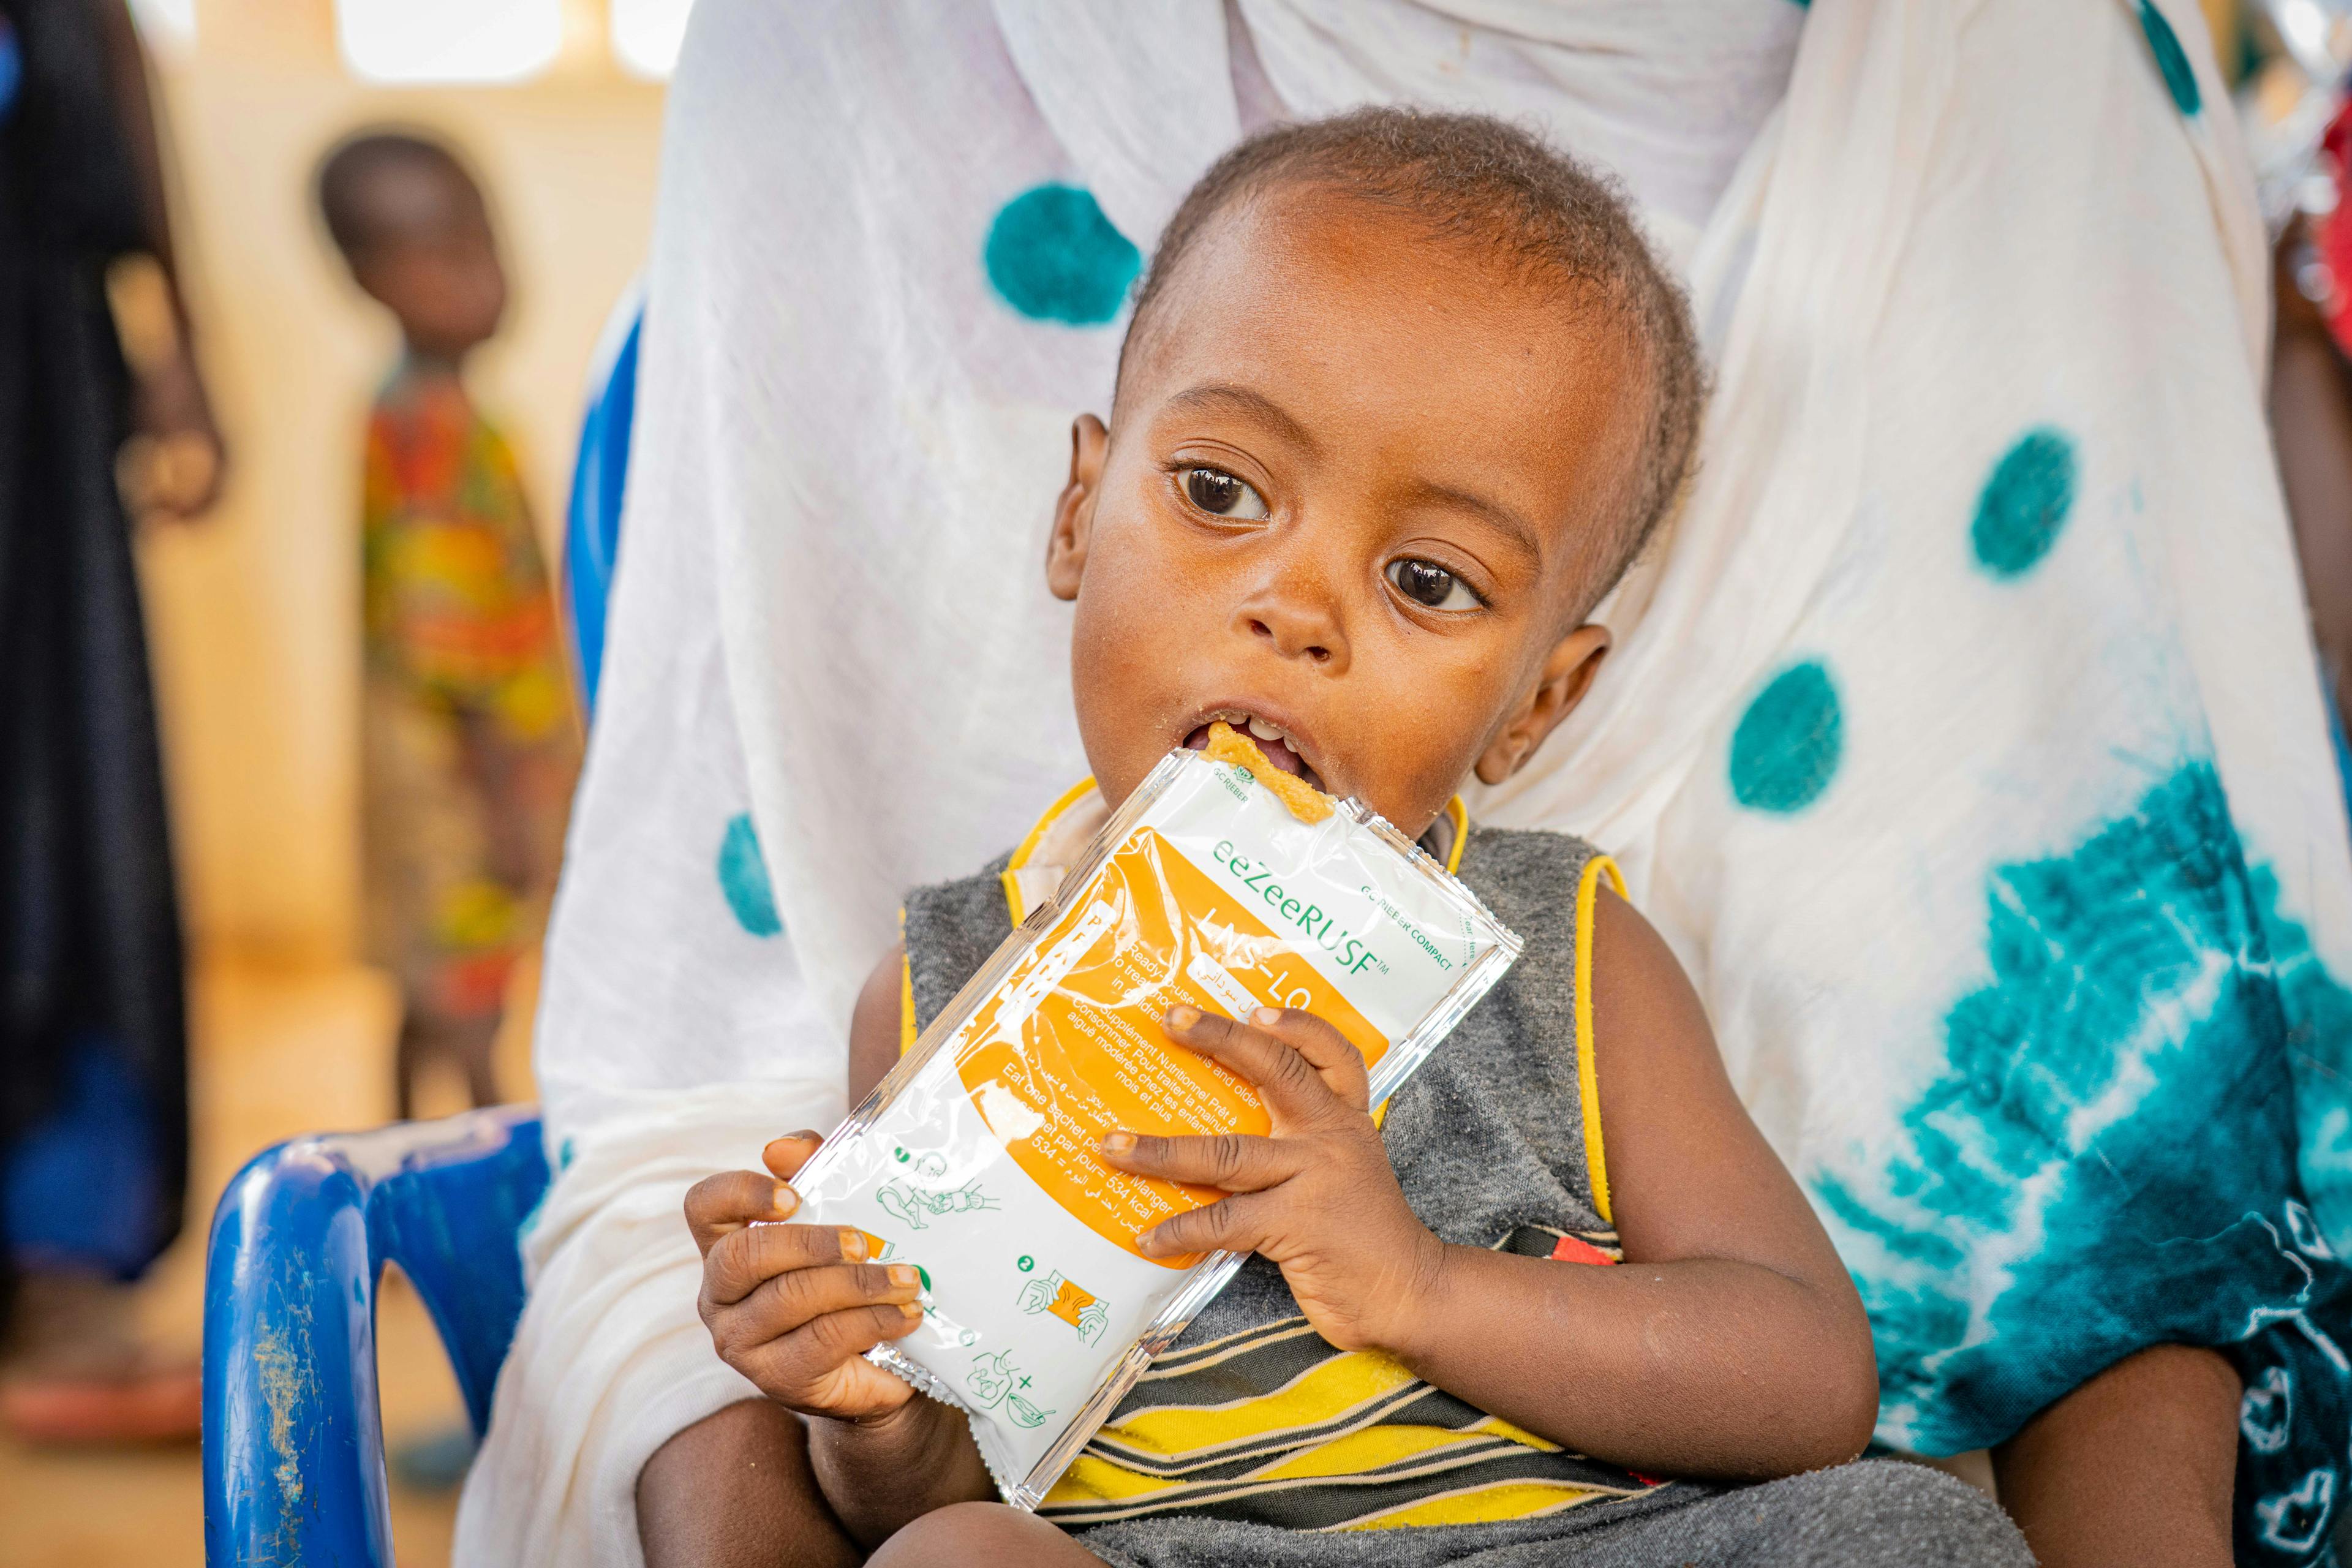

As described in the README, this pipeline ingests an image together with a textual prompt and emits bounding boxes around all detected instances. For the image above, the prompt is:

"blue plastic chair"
[202,1107,549,1564]
[202,294,644,1566]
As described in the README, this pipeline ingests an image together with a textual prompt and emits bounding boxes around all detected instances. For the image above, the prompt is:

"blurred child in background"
[316,130,576,1119]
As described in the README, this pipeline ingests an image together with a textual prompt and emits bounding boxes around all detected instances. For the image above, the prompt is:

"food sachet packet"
[790,727,1522,1505]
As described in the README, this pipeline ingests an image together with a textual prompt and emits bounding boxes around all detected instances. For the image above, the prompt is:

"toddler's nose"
[1237,565,1348,674]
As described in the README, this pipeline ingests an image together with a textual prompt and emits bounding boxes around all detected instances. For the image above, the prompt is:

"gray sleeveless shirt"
[902,821,1671,1536]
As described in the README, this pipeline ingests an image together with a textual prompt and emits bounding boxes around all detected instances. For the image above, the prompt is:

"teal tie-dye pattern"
[2256,1464,2337,1557]
[2136,0,2202,117]
[1970,427,2076,578]
[983,184,1141,326]
[1811,761,2352,1562]
[2251,865,2352,1248]
[718,812,783,938]
[2233,1307,2352,1562]
[1728,660,1842,812]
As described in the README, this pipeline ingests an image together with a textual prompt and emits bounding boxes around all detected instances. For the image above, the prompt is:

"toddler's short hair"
[1121,107,1705,600]
[314,129,474,261]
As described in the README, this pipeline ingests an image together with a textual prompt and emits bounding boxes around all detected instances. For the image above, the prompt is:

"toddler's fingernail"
[889,1264,920,1287]
[772,1184,799,1217]
[1166,1005,1200,1030]
[899,1302,923,1322]
[840,1229,869,1259]
[1252,1006,1283,1027]
[1100,1131,1136,1155]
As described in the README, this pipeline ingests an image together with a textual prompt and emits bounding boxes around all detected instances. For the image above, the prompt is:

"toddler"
[671,110,2031,1568]
[316,132,577,1117]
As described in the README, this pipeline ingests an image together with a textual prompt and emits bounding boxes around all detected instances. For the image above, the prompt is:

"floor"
[0,957,539,1568]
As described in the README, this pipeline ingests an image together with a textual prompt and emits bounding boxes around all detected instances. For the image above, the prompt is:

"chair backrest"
[564,288,644,715]
[203,1106,549,1567]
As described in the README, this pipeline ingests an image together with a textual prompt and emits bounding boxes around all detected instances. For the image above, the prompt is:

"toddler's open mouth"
[1182,710,1325,792]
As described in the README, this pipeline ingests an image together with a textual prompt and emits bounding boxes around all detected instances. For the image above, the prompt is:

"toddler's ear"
[1474,624,1610,786]
[1046,415,1109,601]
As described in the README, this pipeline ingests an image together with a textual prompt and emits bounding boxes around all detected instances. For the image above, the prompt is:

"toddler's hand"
[1096,1006,1442,1354]
[685,1133,926,1422]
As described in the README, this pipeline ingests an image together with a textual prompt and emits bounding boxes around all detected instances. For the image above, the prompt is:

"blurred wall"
[137,0,663,961]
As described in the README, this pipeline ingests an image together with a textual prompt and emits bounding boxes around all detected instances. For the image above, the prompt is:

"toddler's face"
[350,162,508,361]
[1049,187,1648,835]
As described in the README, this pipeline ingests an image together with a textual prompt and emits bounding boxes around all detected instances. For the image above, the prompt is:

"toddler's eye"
[1387,557,1480,611]
[1180,467,1268,520]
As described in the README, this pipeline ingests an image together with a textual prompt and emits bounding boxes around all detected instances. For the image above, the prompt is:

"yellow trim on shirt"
[1573,855,1627,1226]
[1001,774,1101,924]
[898,949,918,1056]
[1441,795,1469,875]
[1332,1479,1604,1531]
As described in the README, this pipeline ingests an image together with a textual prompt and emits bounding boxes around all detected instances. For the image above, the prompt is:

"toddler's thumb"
[763,1130,824,1180]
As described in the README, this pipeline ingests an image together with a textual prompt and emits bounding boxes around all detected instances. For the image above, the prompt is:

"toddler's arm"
[1394,889,1878,1474]
[1102,889,1880,1480]
[676,948,996,1550]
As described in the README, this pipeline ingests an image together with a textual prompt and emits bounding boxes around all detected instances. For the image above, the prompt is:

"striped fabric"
[1039,1226,1663,1531]
[904,783,1654,1534]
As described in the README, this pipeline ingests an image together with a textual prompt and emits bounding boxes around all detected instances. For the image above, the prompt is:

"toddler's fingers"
[712,1262,923,1353]
[684,1170,801,1254]
[1161,1006,1339,1126]
[785,1300,926,1372]
[762,1131,826,1181]
[703,1223,866,1308]
[1137,1193,1266,1261]
[1246,1008,1371,1112]
[1098,1130,1297,1194]
[728,1305,924,1412]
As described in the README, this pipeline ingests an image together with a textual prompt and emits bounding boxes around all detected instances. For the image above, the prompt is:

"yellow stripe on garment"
[1095,1349,1423,1458]
[1335,1479,1605,1532]
[1574,855,1626,1225]
[1046,1453,1196,1506]
[1133,1318,1324,1379]
[1469,1413,1563,1453]
[1250,1422,1509,1482]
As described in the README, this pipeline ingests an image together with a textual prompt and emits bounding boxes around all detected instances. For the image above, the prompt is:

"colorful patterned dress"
[361,366,576,1060]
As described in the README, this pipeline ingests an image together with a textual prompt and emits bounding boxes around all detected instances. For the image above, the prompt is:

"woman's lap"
[1072,1461,2028,1568]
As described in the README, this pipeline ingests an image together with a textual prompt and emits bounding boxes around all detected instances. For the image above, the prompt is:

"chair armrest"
[203,1136,391,1568]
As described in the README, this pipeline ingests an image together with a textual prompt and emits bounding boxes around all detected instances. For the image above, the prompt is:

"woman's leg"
[1991,1343,2239,1568]
[639,1400,859,1568]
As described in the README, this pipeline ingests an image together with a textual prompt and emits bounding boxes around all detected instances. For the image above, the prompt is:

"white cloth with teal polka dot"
[459,4,2352,1565]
